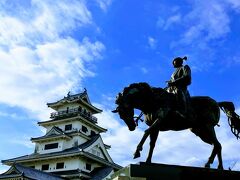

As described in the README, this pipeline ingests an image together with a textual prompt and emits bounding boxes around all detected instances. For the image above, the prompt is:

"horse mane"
[123,82,168,104]
[123,82,152,96]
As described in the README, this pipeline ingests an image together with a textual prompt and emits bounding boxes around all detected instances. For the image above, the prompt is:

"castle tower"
[1,90,121,179]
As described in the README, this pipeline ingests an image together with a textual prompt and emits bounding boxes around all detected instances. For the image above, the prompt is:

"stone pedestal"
[111,162,240,180]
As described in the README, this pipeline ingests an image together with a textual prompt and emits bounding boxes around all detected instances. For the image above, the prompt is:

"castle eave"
[38,116,107,133]
[53,169,91,179]
[2,151,122,170]
[31,134,72,143]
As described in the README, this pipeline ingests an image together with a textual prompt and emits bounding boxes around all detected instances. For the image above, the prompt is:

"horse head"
[112,88,139,131]
[112,82,155,131]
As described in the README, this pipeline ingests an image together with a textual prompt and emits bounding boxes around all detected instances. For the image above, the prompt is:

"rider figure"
[167,56,191,119]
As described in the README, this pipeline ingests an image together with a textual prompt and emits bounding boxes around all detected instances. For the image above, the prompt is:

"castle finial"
[67,91,71,97]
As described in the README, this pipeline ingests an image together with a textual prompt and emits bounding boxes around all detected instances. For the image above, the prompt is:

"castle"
[0,90,121,179]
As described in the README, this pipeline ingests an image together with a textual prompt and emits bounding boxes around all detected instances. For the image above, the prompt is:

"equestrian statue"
[112,56,240,170]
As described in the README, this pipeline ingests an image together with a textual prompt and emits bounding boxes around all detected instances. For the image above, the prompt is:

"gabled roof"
[0,163,63,180]
[31,126,71,142]
[2,135,122,170]
[47,90,102,114]
[83,135,113,163]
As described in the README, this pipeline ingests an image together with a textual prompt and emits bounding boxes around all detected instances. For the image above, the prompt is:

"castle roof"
[90,166,114,180]
[31,126,72,142]
[52,169,91,179]
[47,90,102,114]
[52,167,114,179]
[2,135,122,170]
[0,163,64,180]
[38,115,107,133]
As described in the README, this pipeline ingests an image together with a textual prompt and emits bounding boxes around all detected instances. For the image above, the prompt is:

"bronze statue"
[112,82,240,170]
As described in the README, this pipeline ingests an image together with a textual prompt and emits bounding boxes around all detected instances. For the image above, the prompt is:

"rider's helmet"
[172,56,187,68]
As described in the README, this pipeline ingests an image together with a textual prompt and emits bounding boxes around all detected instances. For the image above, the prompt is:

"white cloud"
[148,36,157,49]
[226,0,240,10]
[0,168,8,174]
[156,17,165,28]
[181,0,230,44]
[164,0,239,71]
[163,14,181,30]
[96,0,112,11]
[9,135,35,149]
[0,1,105,120]
[140,67,148,74]
[0,111,26,121]
[233,161,240,171]
[0,0,92,46]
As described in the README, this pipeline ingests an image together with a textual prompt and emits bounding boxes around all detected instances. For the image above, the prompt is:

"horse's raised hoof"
[133,151,141,159]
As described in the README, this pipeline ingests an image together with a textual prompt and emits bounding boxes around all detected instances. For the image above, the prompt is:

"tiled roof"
[46,90,102,113]
[38,116,107,132]
[2,135,122,170]
[31,126,71,141]
[47,91,87,106]
[91,166,114,180]
[0,163,64,180]
[3,135,99,163]
[52,169,90,178]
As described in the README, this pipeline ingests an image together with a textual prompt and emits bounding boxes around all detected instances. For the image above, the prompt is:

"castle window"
[65,124,72,131]
[91,130,96,136]
[44,143,58,150]
[42,164,49,170]
[86,163,91,171]
[56,162,64,169]
[82,125,88,133]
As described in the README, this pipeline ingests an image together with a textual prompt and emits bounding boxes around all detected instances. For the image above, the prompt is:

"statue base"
[111,162,240,180]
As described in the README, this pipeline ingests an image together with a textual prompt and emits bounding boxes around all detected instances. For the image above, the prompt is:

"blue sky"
[1,0,240,173]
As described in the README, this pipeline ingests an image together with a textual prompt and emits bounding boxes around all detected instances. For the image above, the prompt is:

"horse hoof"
[133,151,141,159]
[217,165,224,170]
[146,160,151,164]
[204,163,210,168]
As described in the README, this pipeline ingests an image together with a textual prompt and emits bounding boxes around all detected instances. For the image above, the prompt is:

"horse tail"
[218,101,240,139]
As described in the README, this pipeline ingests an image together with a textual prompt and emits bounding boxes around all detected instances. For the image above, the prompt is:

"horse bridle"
[134,111,144,126]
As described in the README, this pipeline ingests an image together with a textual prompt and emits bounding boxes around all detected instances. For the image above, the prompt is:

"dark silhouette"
[112,82,240,170]
[166,56,191,120]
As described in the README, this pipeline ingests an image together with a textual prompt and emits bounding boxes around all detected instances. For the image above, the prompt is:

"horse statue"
[112,82,240,170]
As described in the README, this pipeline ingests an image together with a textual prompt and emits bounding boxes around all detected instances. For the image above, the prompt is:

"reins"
[134,111,144,126]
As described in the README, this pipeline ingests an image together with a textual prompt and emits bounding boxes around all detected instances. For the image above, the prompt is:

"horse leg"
[146,130,159,163]
[192,125,223,169]
[206,126,223,170]
[216,141,223,170]
[134,130,149,159]
[205,139,222,169]
[134,118,161,159]
[205,144,218,168]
